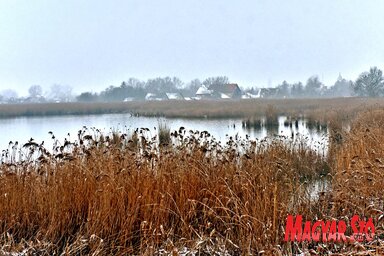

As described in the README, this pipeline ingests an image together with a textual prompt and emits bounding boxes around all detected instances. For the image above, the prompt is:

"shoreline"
[0,97,382,120]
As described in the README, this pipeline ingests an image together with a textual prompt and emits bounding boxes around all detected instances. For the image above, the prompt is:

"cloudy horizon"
[1,0,384,96]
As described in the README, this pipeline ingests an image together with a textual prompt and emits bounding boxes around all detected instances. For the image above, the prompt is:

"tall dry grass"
[158,122,171,146]
[329,110,384,223]
[288,109,384,255]
[0,127,327,255]
[0,105,384,254]
[1,98,384,121]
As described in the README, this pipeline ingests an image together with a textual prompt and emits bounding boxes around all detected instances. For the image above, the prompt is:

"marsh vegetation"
[0,101,383,255]
[0,97,384,120]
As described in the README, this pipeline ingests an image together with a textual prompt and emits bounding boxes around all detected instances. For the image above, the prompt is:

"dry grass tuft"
[158,121,171,146]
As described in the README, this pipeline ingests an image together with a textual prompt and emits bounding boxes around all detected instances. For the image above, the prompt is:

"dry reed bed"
[0,108,383,255]
[282,110,384,255]
[0,128,327,255]
[1,98,384,122]
[330,110,384,230]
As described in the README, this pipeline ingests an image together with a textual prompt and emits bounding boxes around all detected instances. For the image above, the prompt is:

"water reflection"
[0,114,328,154]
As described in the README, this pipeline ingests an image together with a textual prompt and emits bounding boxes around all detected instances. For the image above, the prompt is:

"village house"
[208,83,242,99]
[259,88,279,98]
[145,93,164,101]
[165,92,184,100]
[195,85,212,99]
[195,83,242,100]
[242,90,261,99]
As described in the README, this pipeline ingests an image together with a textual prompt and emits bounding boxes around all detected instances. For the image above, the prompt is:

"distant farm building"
[242,90,261,99]
[195,83,242,99]
[123,97,134,102]
[259,88,278,98]
[145,93,164,101]
[195,85,213,99]
[208,83,242,99]
[165,92,184,100]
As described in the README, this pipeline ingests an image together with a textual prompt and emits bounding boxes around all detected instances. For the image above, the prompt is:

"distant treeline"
[77,75,349,102]
[76,67,384,102]
[76,76,228,102]
[1,67,384,104]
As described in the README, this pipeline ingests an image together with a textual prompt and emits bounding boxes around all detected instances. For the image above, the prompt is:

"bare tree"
[179,78,202,97]
[145,77,182,94]
[188,79,202,91]
[305,76,323,97]
[328,76,353,97]
[1,89,18,101]
[353,67,384,97]
[48,84,73,102]
[125,78,145,88]
[203,76,229,87]
[28,85,43,98]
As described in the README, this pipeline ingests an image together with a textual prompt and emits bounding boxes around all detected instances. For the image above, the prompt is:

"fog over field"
[1,0,384,96]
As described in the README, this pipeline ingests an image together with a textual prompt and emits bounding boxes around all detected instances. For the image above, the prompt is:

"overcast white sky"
[1,0,384,96]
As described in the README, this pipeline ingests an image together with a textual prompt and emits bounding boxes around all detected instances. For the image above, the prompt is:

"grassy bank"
[0,98,384,122]
[0,102,132,118]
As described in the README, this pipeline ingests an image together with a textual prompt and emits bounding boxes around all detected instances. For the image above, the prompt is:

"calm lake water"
[0,113,328,154]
